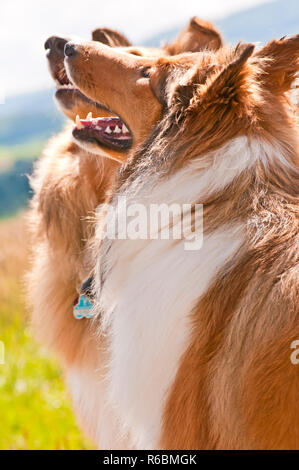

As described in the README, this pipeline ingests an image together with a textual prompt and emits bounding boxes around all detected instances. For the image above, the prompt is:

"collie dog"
[27,28,128,446]
[27,19,223,447]
[65,34,299,449]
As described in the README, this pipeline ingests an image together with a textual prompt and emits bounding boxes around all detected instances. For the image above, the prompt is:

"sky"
[0,0,272,98]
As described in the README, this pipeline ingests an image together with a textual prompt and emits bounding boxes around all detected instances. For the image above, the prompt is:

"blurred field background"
[0,0,298,450]
[0,216,93,449]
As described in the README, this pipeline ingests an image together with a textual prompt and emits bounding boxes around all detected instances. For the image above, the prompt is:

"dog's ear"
[167,17,223,55]
[150,65,166,104]
[149,60,177,105]
[149,60,198,113]
[255,34,299,95]
[150,44,256,113]
[92,28,131,47]
[188,43,256,116]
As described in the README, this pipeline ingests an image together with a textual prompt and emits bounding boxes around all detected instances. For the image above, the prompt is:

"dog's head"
[45,28,131,119]
[45,28,136,162]
[57,18,223,162]
[65,33,299,163]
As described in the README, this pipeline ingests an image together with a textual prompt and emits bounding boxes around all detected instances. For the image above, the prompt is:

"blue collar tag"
[73,295,94,320]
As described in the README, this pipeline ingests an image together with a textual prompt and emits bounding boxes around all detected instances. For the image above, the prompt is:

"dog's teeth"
[122,124,129,133]
[105,126,112,134]
[75,115,83,130]
[86,112,92,120]
[114,125,121,134]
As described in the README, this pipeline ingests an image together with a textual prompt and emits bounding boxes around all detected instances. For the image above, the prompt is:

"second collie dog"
[27,19,223,447]
[65,35,299,449]
[28,28,128,447]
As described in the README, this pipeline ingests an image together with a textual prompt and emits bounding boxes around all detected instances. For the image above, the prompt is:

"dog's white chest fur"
[95,137,263,448]
[66,366,129,449]
[100,227,243,449]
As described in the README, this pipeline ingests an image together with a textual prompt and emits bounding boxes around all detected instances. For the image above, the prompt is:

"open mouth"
[73,113,132,151]
[49,57,72,88]
[53,66,133,151]
[53,63,88,105]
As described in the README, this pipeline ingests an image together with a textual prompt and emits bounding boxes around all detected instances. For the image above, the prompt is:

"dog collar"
[73,295,94,320]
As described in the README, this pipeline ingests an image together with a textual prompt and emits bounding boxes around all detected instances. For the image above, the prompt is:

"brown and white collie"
[64,34,299,449]
[27,19,223,447]
[27,28,129,446]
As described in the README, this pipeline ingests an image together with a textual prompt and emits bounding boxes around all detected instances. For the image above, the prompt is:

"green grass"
[0,216,94,450]
[0,137,46,162]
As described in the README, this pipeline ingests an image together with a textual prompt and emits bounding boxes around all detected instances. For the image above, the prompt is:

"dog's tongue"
[76,113,130,138]
[73,112,132,150]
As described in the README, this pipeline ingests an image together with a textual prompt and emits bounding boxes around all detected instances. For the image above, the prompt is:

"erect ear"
[166,17,223,55]
[149,61,171,105]
[255,34,299,95]
[92,28,131,47]
[191,44,256,115]
[149,59,199,111]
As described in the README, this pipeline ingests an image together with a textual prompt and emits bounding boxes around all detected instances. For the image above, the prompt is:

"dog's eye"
[141,67,151,79]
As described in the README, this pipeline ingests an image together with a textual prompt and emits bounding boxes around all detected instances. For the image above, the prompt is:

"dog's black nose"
[44,36,69,56]
[64,42,77,57]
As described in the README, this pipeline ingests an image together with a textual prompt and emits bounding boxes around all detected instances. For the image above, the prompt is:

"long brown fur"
[27,19,224,445]
[66,33,299,449]
[153,39,299,450]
